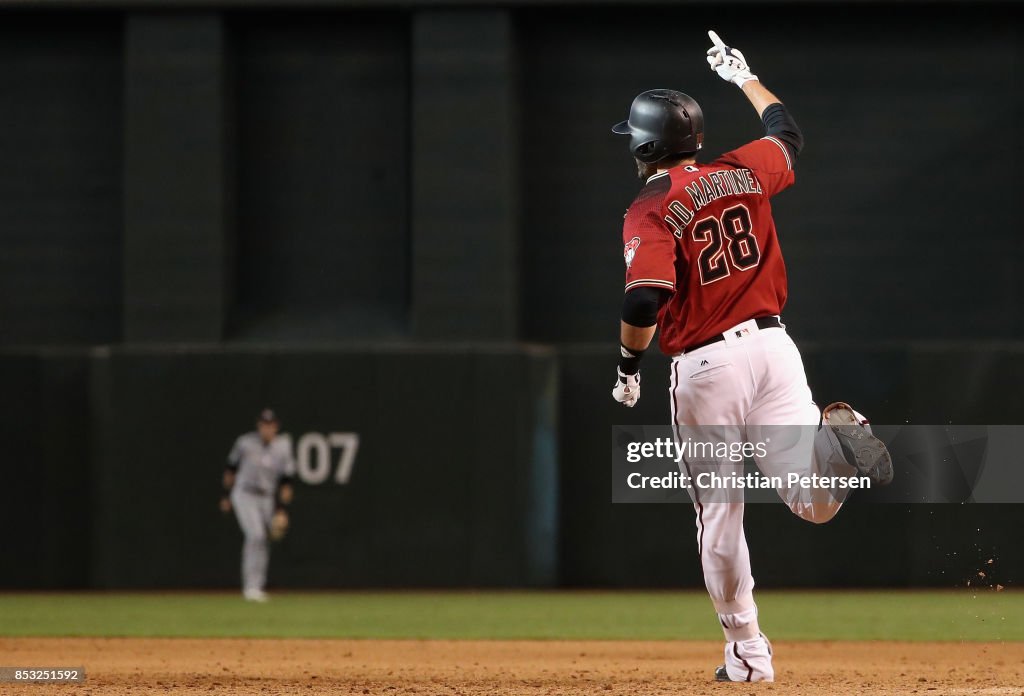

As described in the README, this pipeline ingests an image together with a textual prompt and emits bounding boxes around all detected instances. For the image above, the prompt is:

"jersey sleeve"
[715,137,795,198]
[227,436,243,470]
[623,178,676,293]
[280,435,296,478]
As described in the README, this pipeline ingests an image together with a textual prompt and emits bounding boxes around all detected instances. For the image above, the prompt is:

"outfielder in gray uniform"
[220,408,296,602]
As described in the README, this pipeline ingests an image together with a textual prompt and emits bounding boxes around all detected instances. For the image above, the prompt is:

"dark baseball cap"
[257,408,279,424]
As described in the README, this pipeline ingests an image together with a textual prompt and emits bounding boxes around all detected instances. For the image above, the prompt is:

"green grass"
[0,590,1020,641]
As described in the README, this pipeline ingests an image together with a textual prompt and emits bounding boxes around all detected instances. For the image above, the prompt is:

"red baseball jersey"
[621,136,795,355]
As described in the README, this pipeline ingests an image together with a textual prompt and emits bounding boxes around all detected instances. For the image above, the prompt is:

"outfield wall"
[2,346,559,589]
[3,344,1023,590]
[1,0,1021,590]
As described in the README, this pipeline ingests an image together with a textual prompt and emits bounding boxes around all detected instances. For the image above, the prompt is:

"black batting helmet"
[612,89,704,164]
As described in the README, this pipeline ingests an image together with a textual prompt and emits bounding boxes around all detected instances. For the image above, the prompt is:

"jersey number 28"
[691,204,760,285]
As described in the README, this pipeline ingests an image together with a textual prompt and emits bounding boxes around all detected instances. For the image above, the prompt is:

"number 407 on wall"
[295,432,360,485]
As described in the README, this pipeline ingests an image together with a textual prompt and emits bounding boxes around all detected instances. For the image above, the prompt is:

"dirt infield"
[2,638,1022,695]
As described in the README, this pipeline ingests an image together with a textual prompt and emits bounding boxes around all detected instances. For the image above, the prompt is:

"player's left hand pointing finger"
[705,32,757,87]
[708,30,727,52]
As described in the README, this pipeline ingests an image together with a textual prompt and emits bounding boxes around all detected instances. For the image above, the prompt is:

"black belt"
[242,484,272,497]
[682,316,782,354]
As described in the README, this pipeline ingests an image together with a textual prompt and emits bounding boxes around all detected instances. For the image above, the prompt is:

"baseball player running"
[219,408,296,602]
[610,31,893,682]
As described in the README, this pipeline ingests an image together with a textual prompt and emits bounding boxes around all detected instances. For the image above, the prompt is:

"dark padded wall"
[231,13,410,340]
[0,16,122,346]
[520,6,1022,342]
[86,347,557,588]
[6,344,1024,590]
[0,352,92,587]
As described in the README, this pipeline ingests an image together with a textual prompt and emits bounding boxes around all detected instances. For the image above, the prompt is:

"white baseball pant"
[231,488,276,594]
[669,318,855,681]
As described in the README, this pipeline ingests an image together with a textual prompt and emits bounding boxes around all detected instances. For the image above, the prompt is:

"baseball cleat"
[717,634,774,682]
[823,402,894,486]
[243,588,269,603]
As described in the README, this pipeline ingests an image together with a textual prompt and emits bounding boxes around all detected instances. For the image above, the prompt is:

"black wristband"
[619,344,645,376]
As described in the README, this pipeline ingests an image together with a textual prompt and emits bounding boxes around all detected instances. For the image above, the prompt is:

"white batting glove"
[706,30,758,88]
[612,368,641,408]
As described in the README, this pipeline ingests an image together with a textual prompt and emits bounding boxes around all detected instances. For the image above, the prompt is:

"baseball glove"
[270,509,289,541]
